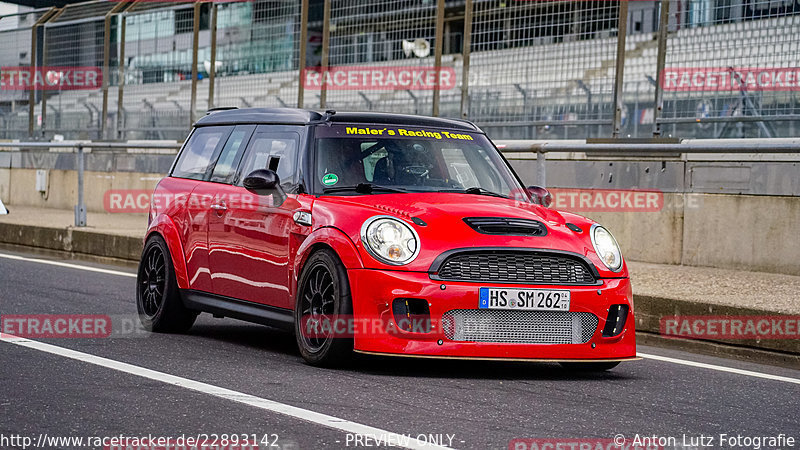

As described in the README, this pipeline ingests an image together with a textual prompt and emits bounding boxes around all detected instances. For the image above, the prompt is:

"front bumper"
[348,269,636,361]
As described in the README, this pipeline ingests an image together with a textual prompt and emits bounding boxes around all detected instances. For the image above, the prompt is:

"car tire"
[294,249,353,367]
[559,361,621,372]
[137,234,197,333]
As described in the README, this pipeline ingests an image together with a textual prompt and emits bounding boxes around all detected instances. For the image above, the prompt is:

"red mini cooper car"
[137,108,635,370]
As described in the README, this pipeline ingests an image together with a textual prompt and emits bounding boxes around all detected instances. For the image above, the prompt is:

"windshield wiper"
[322,183,407,195]
[439,186,508,198]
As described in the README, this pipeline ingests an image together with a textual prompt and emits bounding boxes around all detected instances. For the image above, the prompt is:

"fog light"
[392,298,431,333]
[602,304,629,337]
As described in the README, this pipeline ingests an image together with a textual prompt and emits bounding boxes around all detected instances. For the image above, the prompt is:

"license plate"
[478,287,570,311]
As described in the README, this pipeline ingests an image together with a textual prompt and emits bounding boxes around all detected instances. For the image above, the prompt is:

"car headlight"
[591,224,623,272]
[360,216,420,265]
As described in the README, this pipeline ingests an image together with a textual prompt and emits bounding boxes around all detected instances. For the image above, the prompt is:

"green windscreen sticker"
[322,173,339,186]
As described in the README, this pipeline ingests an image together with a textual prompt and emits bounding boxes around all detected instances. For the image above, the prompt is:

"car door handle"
[210,202,227,211]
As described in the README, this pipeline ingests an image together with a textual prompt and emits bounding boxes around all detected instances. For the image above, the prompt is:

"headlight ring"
[590,224,623,272]
[360,215,420,265]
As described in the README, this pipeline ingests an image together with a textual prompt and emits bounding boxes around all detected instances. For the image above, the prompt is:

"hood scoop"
[463,217,547,237]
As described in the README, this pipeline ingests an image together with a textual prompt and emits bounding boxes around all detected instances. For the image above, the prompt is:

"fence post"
[460,0,473,119]
[652,0,670,137]
[320,0,331,109]
[40,26,48,138]
[102,2,128,140]
[297,0,309,108]
[208,2,218,110]
[432,0,445,117]
[611,0,629,138]
[116,13,127,140]
[189,1,201,125]
[536,150,546,187]
[75,144,86,227]
[28,8,58,138]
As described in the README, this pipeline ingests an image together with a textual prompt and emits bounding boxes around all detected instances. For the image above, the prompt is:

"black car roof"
[194,107,482,132]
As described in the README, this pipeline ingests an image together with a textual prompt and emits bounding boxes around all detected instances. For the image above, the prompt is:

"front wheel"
[136,235,197,333]
[294,249,353,366]
[559,361,621,372]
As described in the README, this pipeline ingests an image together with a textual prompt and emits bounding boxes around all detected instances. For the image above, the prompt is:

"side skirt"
[181,290,295,331]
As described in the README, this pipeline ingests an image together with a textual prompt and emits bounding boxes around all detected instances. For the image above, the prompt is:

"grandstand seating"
[5,14,798,139]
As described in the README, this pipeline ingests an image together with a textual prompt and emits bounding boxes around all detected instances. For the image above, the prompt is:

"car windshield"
[313,124,525,197]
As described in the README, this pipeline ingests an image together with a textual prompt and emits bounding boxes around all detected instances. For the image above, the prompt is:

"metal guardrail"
[3,138,800,227]
[2,141,182,226]
[494,138,800,187]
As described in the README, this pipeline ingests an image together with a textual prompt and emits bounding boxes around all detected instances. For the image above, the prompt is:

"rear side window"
[172,126,231,180]
[237,132,299,188]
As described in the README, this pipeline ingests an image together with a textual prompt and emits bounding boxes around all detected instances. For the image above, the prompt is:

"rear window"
[172,126,231,180]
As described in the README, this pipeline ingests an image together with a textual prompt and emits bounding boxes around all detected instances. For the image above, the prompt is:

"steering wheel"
[401,165,430,178]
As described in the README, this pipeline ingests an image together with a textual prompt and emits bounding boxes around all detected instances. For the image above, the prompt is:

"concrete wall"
[505,156,800,276]
[5,168,161,213]
[579,193,685,265]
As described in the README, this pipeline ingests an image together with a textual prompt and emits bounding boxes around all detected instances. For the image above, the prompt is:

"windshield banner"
[315,124,478,142]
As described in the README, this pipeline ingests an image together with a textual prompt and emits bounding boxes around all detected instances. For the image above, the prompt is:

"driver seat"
[372,156,391,184]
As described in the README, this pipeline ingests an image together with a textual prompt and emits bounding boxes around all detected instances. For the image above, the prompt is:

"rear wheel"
[559,361,621,372]
[137,235,197,333]
[294,249,353,366]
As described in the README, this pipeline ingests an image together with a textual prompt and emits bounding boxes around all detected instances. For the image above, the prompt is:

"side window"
[210,126,254,184]
[172,126,231,180]
[237,132,299,188]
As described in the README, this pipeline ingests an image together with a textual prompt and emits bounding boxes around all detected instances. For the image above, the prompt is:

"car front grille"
[433,251,597,285]
[441,309,598,344]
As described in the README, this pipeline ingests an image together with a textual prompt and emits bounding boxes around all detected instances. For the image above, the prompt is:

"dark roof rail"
[206,107,239,115]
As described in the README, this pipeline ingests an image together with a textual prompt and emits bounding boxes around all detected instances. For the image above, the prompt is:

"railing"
[4,138,799,227]
[495,138,800,186]
[1,141,182,226]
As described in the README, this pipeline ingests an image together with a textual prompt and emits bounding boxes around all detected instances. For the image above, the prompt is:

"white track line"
[4,250,799,386]
[0,252,135,278]
[638,352,800,385]
[0,334,451,450]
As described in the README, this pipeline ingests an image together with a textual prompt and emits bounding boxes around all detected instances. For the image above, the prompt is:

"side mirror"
[243,169,280,192]
[243,169,287,207]
[526,185,552,208]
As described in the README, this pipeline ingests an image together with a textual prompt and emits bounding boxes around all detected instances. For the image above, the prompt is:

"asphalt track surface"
[1,248,798,450]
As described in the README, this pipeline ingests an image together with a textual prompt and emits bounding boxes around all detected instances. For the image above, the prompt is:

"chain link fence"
[118,2,201,140]
[213,0,301,110]
[1,0,799,141]
[658,0,800,138]
[40,1,115,140]
[0,8,50,139]
[469,0,621,139]
[322,0,447,115]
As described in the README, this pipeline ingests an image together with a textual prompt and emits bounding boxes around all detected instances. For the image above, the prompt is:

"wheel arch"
[144,215,190,290]
[292,226,363,305]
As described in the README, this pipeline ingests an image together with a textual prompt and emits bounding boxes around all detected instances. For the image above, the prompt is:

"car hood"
[311,192,624,277]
